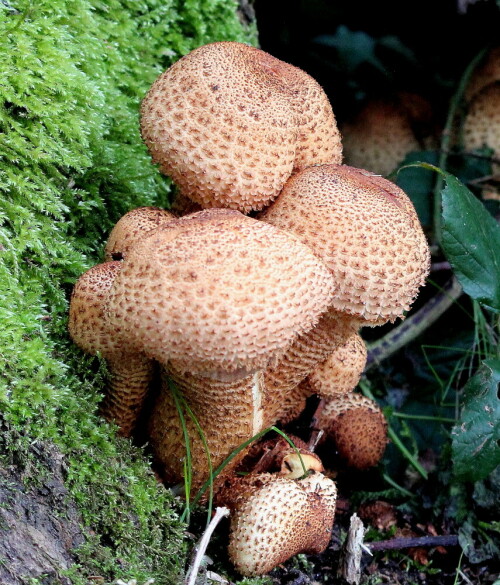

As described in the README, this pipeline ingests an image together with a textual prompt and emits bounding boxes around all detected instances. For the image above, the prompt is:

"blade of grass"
[168,379,214,526]
[170,383,193,523]
[190,425,308,510]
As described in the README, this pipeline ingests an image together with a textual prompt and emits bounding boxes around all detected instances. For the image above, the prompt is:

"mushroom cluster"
[69,41,430,577]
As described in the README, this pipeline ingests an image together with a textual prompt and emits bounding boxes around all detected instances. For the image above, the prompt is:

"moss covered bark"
[0,1,256,583]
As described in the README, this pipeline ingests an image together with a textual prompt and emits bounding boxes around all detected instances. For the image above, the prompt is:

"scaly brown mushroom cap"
[465,46,500,101]
[223,472,337,576]
[304,329,367,397]
[106,208,336,379]
[341,94,436,176]
[317,393,388,469]
[463,82,500,171]
[260,164,430,325]
[104,206,176,261]
[140,41,342,212]
[68,262,155,436]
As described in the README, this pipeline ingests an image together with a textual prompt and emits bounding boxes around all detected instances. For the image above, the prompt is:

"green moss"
[0,1,256,583]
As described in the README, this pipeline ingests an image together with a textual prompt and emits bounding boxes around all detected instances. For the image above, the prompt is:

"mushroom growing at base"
[69,208,336,491]
[316,393,389,470]
[216,470,337,577]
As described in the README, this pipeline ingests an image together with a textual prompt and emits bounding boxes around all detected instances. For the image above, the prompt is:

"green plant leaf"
[452,359,500,482]
[440,171,500,313]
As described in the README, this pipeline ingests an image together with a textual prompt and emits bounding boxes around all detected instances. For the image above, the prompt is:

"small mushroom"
[140,41,342,212]
[303,329,368,398]
[218,471,337,576]
[316,393,388,470]
[237,435,323,478]
[260,164,431,325]
[463,81,500,175]
[341,93,436,176]
[464,46,500,101]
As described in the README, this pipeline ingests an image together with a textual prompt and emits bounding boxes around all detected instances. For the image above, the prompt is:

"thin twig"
[366,277,463,369]
[185,507,230,585]
[366,534,459,552]
[307,428,324,452]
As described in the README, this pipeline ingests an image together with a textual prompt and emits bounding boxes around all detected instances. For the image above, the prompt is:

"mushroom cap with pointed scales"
[106,209,336,378]
[318,393,388,469]
[260,164,430,325]
[140,41,342,212]
[104,207,176,262]
[304,329,367,397]
[226,472,337,576]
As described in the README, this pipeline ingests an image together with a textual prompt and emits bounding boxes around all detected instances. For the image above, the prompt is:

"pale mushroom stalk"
[68,262,155,436]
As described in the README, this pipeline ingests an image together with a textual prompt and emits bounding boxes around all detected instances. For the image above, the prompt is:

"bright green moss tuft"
[0,1,256,582]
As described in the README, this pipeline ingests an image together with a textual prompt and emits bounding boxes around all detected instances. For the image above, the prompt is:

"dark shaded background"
[254,0,500,123]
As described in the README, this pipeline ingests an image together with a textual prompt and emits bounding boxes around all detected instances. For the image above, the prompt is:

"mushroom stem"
[99,353,157,437]
[148,366,267,493]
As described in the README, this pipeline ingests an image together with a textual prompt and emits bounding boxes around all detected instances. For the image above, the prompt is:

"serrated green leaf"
[452,359,500,481]
[440,171,500,312]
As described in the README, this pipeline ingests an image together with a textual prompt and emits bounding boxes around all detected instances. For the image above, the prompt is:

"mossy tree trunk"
[0,1,256,584]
